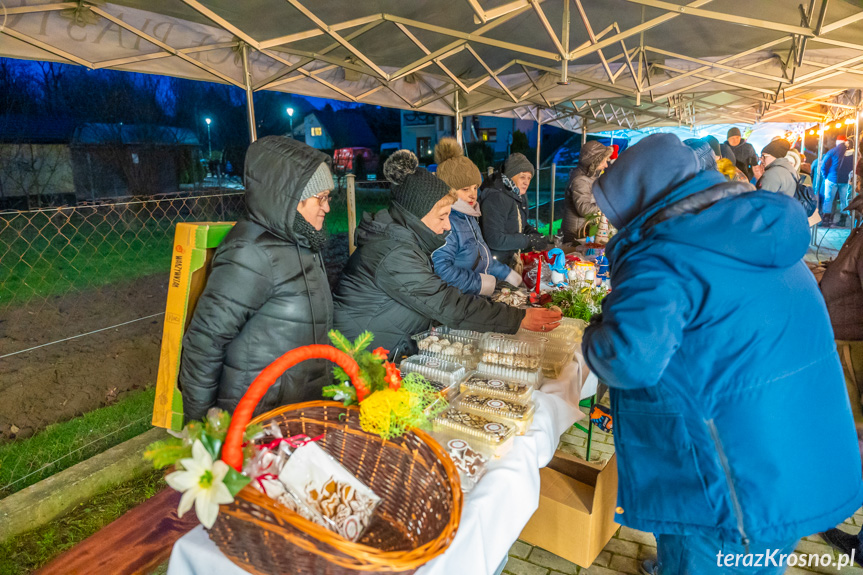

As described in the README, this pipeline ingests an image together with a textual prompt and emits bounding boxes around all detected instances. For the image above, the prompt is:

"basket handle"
[222,344,367,471]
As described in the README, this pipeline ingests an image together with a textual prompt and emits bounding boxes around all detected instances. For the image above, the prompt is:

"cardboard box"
[519,452,619,568]
[152,222,234,430]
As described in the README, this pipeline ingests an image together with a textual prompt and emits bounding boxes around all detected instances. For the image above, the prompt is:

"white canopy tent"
[2,0,863,140]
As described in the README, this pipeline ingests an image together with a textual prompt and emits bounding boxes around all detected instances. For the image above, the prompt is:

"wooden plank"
[34,487,199,575]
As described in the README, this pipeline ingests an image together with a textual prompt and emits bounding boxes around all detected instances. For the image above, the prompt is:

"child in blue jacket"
[431,138,522,295]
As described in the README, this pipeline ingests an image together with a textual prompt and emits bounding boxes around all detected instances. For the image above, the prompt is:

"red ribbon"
[257,433,324,452]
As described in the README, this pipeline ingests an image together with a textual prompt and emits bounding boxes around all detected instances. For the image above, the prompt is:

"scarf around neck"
[293,213,328,252]
[452,198,482,217]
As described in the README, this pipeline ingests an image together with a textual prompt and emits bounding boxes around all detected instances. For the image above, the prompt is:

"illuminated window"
[311,127,322,137]
[479,128,497,142]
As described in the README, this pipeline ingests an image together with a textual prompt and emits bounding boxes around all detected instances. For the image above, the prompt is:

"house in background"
[0,116,200,209]
[0,115,77,209]
[301,109,378,152]
[71,124,200,199]
[400,111,557,163]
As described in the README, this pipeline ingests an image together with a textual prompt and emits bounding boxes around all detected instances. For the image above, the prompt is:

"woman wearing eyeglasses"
[179,136,335,421]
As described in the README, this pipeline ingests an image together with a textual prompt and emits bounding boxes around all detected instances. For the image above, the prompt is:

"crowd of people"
[175,127,863,574]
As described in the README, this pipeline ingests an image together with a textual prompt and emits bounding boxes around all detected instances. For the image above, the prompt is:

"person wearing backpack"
[754,139,796,196]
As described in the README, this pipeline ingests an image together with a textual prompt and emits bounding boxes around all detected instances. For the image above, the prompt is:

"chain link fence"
[0,184,394,495]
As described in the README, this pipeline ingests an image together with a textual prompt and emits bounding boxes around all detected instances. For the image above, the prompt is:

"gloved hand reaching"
[521,308,563,332]
[528,233,548,252]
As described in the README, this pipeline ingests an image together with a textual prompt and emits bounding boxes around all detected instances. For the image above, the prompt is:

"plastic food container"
[412,327,480,368]
[432,407,515,458]
[476,362,542,386]
[479,333,545,371]
[429,435,490,494]
[455,393,536,435]
[459,375,534,404]
[399,355,470,396]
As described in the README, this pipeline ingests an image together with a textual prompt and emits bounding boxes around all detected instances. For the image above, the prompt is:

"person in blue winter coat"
[431,138,523,295]
[581,133,863,575]
[821,135,857,227]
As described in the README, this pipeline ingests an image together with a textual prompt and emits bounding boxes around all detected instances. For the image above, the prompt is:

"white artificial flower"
[165,439,234,528]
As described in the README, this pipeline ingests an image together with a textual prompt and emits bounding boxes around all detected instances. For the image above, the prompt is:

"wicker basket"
[210,345,463,575]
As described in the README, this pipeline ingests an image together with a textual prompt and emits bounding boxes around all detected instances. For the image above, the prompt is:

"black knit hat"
[503,153,535,179]
[384,150,451,219]
[761,139,791,159]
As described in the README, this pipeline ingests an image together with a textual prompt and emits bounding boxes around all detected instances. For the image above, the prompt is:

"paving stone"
[560,434,587,448]
[592,550,612,567]
[608,554,642,575]
[579,566,624,575]
[527,547,580,574]
[617,526,656,547]
[637,544,658,561]
[509,540,533,559]
[591,443,616,455]
[602,537,640,558]
[504,556,549,575]
[795,539,837,556]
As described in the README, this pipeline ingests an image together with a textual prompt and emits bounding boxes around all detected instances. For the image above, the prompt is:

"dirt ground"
[0,233,351,441]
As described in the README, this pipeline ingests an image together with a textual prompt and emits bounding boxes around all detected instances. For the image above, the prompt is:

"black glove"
[527,233,547,251]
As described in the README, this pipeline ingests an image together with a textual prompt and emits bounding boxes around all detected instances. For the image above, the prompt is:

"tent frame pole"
[536,120,542,227]
[242,43,258,143]
[814,122,825,244]
[854,93,861,227]
[455,92,463,147]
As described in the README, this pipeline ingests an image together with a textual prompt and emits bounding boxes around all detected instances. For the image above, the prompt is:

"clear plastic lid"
[518,318,586,344]
[476,362,542,387]
[433,408,515,457]
[413,327,480,368]
[432,435,490,494]
[399,355,470,388]
[479,333,545,359]
[459,374,535,404]
[455,393,536,435]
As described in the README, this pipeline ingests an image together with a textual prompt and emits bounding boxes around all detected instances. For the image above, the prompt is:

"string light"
[836,122,843,129]
[846,118,855,125]
[809,130,815,135]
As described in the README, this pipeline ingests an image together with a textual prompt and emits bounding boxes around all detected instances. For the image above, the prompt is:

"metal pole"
[854,102,860,227]
[241,43,258,143]
[549,162,557,241]
[814,122,825,243]
[535,120,542,226]
[581,117,588,145]
[455,92,463,147]
[347,173,357,255]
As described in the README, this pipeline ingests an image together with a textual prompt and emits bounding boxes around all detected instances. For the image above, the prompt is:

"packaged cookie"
[455,393,536,435]
[277,442,380,541]
[459,375,534,404]
[432,407,515,457]
[444,437,489,493]
[475,362,542,387]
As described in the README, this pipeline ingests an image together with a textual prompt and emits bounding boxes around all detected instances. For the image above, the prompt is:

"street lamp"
[205,117,212,157]
[287,107,294,138]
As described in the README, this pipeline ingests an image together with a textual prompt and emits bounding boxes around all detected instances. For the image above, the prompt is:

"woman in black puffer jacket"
[179,136,335,421]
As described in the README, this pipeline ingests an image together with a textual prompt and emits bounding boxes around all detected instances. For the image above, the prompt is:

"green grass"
[0,388,156,498]
[0,469,165,575]
[1,192,389,306]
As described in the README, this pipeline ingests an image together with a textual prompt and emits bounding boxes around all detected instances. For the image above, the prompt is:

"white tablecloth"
[168,355,598,575]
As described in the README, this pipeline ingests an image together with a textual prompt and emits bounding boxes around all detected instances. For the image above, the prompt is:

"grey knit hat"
[503,153,535,179]
[727,127,742,139]
[300,162,334,202]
